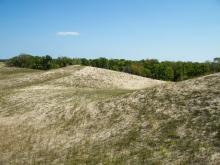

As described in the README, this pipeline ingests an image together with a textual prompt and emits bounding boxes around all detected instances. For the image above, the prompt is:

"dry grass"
[0,63,220,164]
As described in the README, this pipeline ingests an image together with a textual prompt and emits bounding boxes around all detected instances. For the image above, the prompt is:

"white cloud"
[56,32,80,36]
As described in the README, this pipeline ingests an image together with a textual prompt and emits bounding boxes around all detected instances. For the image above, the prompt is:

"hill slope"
[0,63,220,164]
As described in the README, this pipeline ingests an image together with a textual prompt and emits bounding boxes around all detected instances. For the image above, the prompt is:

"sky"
[0,0,220,61]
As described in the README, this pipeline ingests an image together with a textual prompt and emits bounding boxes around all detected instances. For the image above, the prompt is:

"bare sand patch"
[53,66,164,90]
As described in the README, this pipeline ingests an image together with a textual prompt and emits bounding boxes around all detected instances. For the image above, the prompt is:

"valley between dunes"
[0,62,220,164]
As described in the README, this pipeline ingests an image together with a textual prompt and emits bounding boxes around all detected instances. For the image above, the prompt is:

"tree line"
[6,54,220,82]
[0,59,7,62]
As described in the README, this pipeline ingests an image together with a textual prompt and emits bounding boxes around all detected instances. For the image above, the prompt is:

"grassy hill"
[0,62,220,164]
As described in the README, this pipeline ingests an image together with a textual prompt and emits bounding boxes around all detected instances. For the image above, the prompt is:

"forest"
[5,54,220,82]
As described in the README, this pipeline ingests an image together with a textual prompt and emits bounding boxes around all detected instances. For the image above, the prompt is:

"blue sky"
[0,0,220,61]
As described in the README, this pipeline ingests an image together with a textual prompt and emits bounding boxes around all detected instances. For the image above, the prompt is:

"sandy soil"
[0,64,219,164]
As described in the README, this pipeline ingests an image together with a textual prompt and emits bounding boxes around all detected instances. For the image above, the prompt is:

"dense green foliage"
[6,55,81,70]
[6,54,220,81]
[0,59,7,62]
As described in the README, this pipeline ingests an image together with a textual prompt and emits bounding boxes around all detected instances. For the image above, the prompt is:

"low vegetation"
[0,63,220,164]
[6,54,220,81]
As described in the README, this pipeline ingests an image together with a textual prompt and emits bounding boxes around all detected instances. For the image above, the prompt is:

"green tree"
[164,66,174,81]
[42,55,53,70]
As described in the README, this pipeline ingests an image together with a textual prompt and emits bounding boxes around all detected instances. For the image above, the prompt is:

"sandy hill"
[0,63,220,164]
[0,64,163,90]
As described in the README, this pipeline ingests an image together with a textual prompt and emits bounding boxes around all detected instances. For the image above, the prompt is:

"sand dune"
[0,64,219,164]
